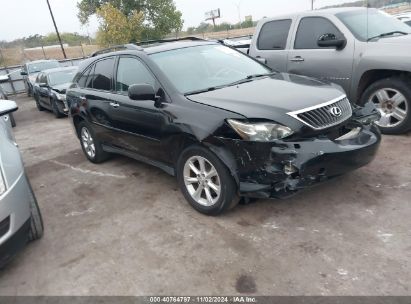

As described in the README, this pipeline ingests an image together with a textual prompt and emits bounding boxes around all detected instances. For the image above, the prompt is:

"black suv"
[67,38,381,215]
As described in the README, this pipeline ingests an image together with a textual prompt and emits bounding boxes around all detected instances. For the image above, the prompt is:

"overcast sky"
[0,0,350,42]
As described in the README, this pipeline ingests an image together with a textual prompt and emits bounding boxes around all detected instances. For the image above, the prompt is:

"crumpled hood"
[51,83,71,94]
[187,73,346,127]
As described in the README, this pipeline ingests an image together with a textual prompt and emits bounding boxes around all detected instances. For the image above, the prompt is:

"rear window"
[257,19,292,50]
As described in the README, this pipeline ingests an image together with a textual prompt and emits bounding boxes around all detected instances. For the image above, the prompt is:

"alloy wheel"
[183,156,221,207]
[81,127,96,159]
[369,88,408,128]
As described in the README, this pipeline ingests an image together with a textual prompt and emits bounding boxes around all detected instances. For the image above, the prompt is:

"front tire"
[177,145,239,215]
[34,94,45,111]
[51,98,64,118]
[27,178,43,241]
[78,121,109,163]
[361,77,411,134]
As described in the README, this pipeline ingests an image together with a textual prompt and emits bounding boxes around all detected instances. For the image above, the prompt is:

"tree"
[77,0,183,40]
[95,3,144,46]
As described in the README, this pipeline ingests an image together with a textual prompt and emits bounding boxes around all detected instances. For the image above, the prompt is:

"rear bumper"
[218,124,381,198]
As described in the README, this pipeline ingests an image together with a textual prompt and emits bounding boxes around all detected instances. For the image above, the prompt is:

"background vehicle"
[33,66,77,118]
[0,100,43,268]
[0,75,16,127]
[248,8,411,134]
[395,12,411,26]
[20,60,60,96]
[67,40,380,215]
[221,35,252,54]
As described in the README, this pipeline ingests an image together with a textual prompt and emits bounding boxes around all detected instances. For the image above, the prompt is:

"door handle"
[109,102,120,108]
[255,56,267,64]
[290,56,305,62]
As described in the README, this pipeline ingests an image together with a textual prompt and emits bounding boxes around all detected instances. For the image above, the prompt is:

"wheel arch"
[72,115,85,138]
[170,134,240,187]
[356,69,411,103]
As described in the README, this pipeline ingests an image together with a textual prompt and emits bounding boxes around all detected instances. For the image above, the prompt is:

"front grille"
[0,216,10,238]
[288,96,352,130]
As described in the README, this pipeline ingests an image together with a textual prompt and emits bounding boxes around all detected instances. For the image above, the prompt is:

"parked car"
[221,35,252,54]
[20,60,60,96]
[33,66,78,118]
[0,75,16,127]
[247,8,411,134]
[0,100,43,268]
[395,12,411,26]
[66,40,381,215]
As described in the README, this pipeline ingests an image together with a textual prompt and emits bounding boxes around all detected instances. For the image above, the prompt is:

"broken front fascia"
[209,101,382,199]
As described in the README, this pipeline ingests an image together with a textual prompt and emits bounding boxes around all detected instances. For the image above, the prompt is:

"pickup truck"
[244,7,411,134]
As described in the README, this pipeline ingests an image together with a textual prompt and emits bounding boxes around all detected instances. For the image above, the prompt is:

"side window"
[115,57,156,93]
[78,66,92,88]
[257,19,292,50]
[294,17,341,49]
[92,58,115,91]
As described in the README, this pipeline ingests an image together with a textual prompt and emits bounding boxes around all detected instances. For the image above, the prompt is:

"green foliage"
[77,0,183,40]
[95,3,144,46]
[0,33,91,49]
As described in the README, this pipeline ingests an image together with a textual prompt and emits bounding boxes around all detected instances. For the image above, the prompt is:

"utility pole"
[234,0,243,29]
[311,0,315,10]
[46,0,67,59]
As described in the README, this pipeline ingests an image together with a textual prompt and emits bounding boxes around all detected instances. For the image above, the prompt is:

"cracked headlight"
[56,93,66,101]
[227,119,293,141]
[0,169,6,196]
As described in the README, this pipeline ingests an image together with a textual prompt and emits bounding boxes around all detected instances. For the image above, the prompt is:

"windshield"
[28,61,60,74]
[337,9,411,41]
[150,44,270,94]
[48,69,77,86]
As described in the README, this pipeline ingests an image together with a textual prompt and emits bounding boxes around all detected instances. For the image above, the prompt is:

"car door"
[80,57,119,146]
[287,16,355,93]
[38,73,51,108]
[249,18,294,72]
[108,55,169,162]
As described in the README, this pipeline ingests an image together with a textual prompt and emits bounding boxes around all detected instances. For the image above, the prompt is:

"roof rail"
[136,36,205,46]
[91,44,143,57]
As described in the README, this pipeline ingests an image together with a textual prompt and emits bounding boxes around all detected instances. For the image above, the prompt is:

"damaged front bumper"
[215,105,382,199]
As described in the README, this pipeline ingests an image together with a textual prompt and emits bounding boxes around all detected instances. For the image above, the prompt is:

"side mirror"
[39,83,48,88]
[128,84,156,101]
[317,33,347,50]
[20,70,28,76]
[0,100,18,116]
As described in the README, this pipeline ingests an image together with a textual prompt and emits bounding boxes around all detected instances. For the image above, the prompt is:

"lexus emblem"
[330,106,342,117]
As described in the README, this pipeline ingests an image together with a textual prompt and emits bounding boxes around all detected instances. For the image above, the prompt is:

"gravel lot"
[0,95,410,295]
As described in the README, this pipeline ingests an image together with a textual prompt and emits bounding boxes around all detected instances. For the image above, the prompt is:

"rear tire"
[27,178,43,241]
[177,145,239,215]
[78,121,110,163]
[361,77,411,134]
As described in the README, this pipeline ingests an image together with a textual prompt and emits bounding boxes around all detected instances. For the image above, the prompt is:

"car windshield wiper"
[185,72,277,96]
[367,31,408,41]
[228,71,277,86]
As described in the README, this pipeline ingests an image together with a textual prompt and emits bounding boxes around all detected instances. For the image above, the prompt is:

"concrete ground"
[0,95,410,296]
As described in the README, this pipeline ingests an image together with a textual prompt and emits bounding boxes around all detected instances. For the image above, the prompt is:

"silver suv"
[249,8,411,134]
[0,100,43,268]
